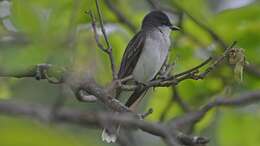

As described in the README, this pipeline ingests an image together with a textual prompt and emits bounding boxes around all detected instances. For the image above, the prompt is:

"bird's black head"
[141,10,180,31]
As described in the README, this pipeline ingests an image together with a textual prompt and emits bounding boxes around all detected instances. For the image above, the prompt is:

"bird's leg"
[158,63,168,76]
[157,56,175,80]
[157,63,175,80]
[106,75,136,92]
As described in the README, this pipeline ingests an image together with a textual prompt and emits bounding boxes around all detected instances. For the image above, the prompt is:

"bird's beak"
[170,25,181,31]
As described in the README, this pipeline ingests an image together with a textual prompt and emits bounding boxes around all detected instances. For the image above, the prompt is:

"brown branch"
[87,0,117,80]
[1,2,258,145]
[0,44,253,146]
[0,64,61,81]
[0,64,128,112]
[0,62,216,145]
[169,90,260,132]
[104,0,137,32]
[142,43,231,88]
[174,57,212,78]
[196,41,236,78]
[244,64,260,77]
[146,0,159,9]
[116,46,227,92]
[172,86,190,112]
[146,0,180,15]
[87,11,106,51]
[160,86,190,122]
[95,0,111,50]
[0,101,208,146]
[164,1,227,49]
[95,0,117,80]
[49,85,67,120]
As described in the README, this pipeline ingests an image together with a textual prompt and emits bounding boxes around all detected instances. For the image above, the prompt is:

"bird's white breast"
[133,27,171,82]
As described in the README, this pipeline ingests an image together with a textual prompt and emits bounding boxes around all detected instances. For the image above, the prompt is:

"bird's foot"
[138,108,154,120]
[134,80,149,87]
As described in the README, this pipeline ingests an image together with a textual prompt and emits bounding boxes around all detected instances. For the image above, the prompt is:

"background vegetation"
[0,0,260,146]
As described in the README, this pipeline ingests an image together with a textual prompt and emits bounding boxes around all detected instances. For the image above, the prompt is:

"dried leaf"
[228,48,246,82]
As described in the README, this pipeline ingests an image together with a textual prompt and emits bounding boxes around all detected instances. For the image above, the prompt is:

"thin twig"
[104,0,137,32]
[174,57,212,78]
[117,51,225,91]
[0,101,209,146]
[87,10,106,51]
[139,108,153,119]
[95,0,111,50]
[170,1,227,49]
[160,86,190,122]
[198,41,236,78]
[172,86,190,112]
[87,0,117,80]
[169,90,260,131]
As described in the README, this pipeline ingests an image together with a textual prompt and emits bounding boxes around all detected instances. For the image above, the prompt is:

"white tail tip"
[101,129,117,143]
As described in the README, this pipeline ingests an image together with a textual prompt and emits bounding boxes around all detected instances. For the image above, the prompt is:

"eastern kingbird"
[102,10,180,143]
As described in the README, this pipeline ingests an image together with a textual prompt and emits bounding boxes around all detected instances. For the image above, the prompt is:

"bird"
[101,10,180,143]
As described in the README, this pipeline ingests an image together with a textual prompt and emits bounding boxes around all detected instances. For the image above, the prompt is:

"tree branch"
[104,0,137,32]
[87,0,117,80]
[0,100,208,146]
[169,90,260,132]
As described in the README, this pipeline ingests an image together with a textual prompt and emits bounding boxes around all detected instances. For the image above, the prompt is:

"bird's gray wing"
[118,31,146,79]
[116,31,146,102]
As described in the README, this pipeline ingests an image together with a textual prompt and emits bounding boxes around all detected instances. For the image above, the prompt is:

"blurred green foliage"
[0,0,260,146]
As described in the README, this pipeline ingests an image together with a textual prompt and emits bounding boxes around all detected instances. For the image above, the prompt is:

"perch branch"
[0,101,208,146]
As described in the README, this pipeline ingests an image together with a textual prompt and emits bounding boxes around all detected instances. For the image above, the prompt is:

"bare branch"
[87,0,117,80]
[104,0,137,32]
[172,86,190,112]
[174,57,212,78]
[197,41,237,78]
[146,0,159,9]
[160,86,190,122]
[244,64,260,77]
[170,90,260,131]
[87,10,106,51]
[95,0,111,50]
[95,0,117,80]
[0,64,128,112]
[0,101,208,146]
[169,1,227,49]
[114,46,228,92]
[0,64,65,83]
[143,43,232,88]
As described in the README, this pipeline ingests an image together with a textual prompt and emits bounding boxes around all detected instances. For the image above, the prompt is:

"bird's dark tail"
[125,87,148,107]
[101,87,147,143]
